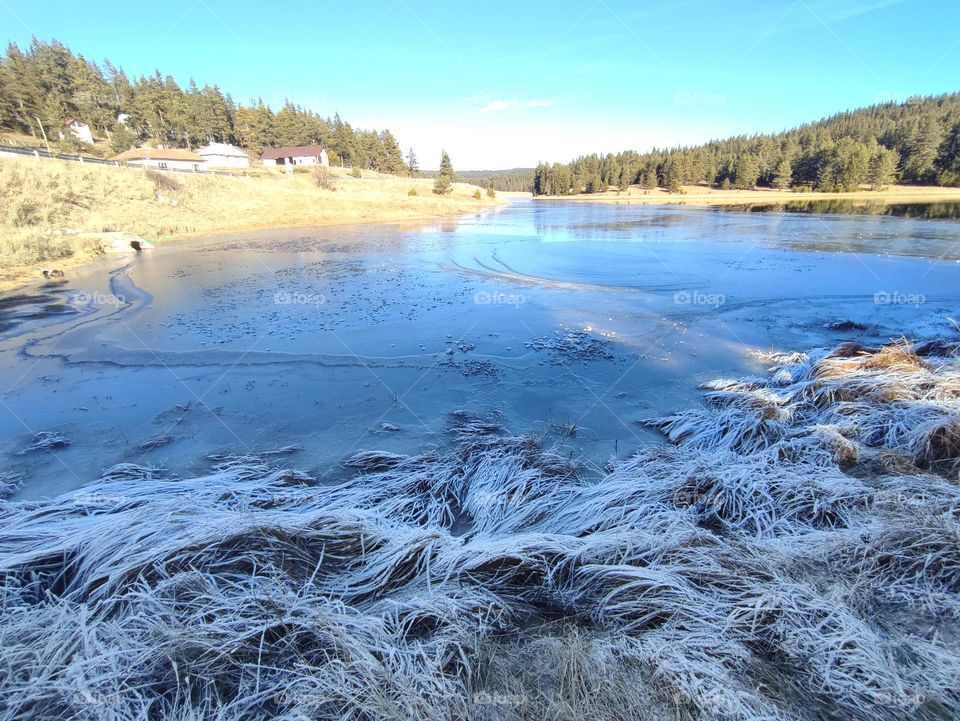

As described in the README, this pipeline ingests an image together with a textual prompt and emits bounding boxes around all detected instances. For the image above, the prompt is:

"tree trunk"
[34,116,51,153]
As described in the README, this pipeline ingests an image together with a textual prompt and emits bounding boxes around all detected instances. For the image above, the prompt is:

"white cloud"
[474,99,515,113]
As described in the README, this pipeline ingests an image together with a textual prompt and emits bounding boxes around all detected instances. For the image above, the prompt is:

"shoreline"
[536,184,960,206]
[0,157,507,294]
[0,204,500,294]
[0,207,509,295]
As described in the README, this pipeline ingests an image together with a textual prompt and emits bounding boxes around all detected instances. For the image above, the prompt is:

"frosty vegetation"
[0,339,958,720]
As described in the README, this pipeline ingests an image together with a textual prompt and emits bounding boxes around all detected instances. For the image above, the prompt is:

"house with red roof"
[261,145,329,168]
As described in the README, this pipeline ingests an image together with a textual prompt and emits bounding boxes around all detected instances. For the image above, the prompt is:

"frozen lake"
[2,199,958,499]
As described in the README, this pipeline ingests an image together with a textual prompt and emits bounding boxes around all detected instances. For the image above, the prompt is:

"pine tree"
[829,138,872,191]
[234,100,274,155]
[3,42,42,134]
[640,166,658,190]
[438,150,455,181]
[936,121,960,184]
[331,114,356,166]
[584,173,602,193]
[869,146,899,190]
[406,147,419,175]
[772,158,793,189]
[373,130,403,174]
[663,157,685,192]
[0,60,14,130]
[901,115,942,184]
[732,155,759,189]
[109,122,137,153]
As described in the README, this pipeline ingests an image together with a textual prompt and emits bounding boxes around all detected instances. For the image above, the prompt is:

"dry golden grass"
[0,156,501,291]
[543,183,960,206]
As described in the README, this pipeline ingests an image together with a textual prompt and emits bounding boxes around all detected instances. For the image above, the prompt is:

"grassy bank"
[0,157,501,292]
[539,183,960,206]
[1,338,958,720]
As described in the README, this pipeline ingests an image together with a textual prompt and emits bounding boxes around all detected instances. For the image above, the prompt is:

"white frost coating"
[0,339,958,721]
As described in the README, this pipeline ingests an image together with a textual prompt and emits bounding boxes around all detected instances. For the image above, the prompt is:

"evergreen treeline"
[0,38,408,172]
[449,169,535,192]
[534,93,960,195]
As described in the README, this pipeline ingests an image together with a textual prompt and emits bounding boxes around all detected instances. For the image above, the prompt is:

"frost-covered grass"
[1,339,958,720]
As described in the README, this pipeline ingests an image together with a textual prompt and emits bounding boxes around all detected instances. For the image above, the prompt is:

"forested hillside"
[534,93,960,195]
[445,168,535,192]
[0,39,408,172]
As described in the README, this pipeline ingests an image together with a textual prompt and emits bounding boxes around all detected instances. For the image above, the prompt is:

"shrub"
[473,189,482,200]
[311,165,335,190]
[408,187,418,197]
[486,187,496,199]
[109,124,138,155]
[350,166,362,178]
[143,168,183,193]
[432,175,453,195]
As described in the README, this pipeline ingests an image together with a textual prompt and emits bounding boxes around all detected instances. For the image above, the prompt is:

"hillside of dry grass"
[0,157,501,291]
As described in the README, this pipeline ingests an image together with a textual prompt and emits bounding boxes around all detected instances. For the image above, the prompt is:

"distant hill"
[533,93,960,195]
[424,167,535,192]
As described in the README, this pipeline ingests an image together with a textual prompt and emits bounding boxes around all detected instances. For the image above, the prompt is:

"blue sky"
[2,0,958,169]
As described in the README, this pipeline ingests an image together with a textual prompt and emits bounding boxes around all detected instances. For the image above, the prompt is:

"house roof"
[197,142,248,158]
[112,148,205,162]
[261,145,326,160]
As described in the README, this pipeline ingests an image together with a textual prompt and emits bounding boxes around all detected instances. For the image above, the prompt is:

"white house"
[261,145,329,168]
[196,142,250,168]
[64,118,94,144]
[113,147,206,172]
